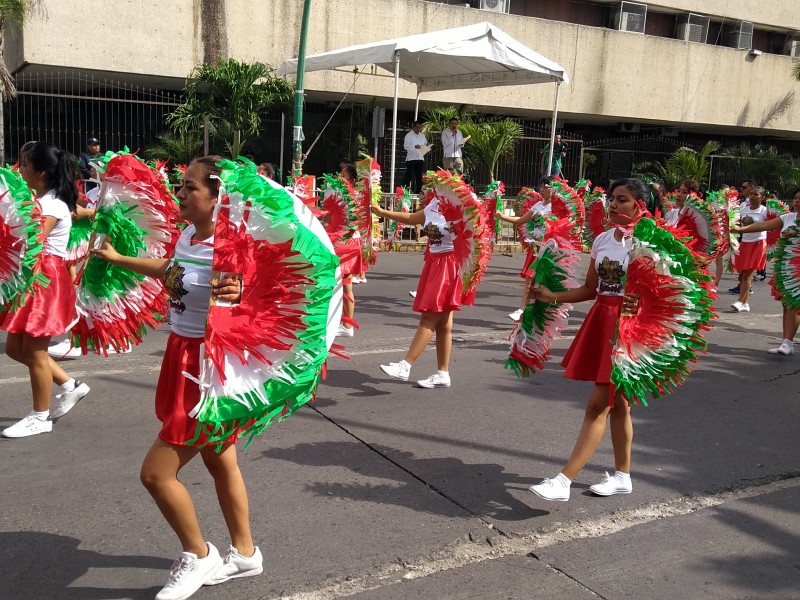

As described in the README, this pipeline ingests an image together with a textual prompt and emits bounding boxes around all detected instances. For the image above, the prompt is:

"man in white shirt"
[403,121,427,193]
[441,118,466,174]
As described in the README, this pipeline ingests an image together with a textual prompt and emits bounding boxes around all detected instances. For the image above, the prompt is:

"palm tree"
[793,60,800,82]
[145,131,203,164]
[460,118,523,181]
[168,59,293,158]
[636,140,720,189]
[420,105,475,139]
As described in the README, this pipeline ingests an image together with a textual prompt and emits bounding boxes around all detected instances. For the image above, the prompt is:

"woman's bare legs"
[518,277,533,311]
[403,313,443,365]
[738,270,755,305]
[5,333,70,412]
[341,282,355,330]
[434,311,453,371]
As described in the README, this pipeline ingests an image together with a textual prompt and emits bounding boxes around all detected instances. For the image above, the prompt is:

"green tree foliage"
[144,131,203,165]
[635,141,720,189]
[716,143,800,197]
[168,59,293,158]
[460,118,523,181]
[0,0,42,97]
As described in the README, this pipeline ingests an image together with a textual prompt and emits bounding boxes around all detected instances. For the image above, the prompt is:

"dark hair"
[26,142,79,211]
[412,120,422,127]
[448,118,458,124]
[750,185,765,197]
[257,162,275,179]
[647,181,666,214]
[741,179,757,187]
[608,178,650,203]
[792,188,800,198]
[188,155,223,196]
[341,163,357,182]
[682,179,702,197]
[19,140,37,161]
[539,175,554,187]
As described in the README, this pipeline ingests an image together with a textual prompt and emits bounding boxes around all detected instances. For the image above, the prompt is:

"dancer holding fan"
[731,185,768,313]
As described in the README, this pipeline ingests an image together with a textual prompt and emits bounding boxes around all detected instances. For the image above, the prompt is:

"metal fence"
[3,70,183,163]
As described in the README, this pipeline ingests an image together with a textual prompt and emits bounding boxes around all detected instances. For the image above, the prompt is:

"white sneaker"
[47,339,81,359]
[205,545,263,586]
[416,372,451,388]
[156,542,222,600]
[409,290,417,298]
[380,362,410,381]
[335,325,354,337]
[2,413,53,438]
[730,301,750,313]
[106,345,132,354]
[768,343,795,356]
[508,309,523,322]
[50,382,91,420]
[529,478,570,502]
[589,471,633,496]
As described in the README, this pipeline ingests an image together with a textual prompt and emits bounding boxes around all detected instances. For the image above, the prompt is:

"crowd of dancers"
[1,142,798,600]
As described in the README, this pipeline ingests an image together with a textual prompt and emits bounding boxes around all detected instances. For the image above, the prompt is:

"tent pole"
[390,50,400,194]
[546,80,561,177]
[414,91,420,120]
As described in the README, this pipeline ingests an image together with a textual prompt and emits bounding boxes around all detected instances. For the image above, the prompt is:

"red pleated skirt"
[0,255,77,337]
[735,240,767,272]
[520,245,537,279]
[769,274,782,302]
[413,252,461,313]
[336,237,365,280]
[156,333,236,448]
[561,295,623,384]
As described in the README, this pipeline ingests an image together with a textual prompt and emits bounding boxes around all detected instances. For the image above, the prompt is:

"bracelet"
[551,294,558,306]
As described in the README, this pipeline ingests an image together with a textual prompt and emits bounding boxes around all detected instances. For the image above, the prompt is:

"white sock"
[33,410,49,421]
[399,360,411,370]
[783,339,794,347]
[555,473,572,487]
[615,470,631,481]
[437,370,449,377]
[61,378,76,392]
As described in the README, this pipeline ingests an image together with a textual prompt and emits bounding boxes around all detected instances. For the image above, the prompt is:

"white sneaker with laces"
[730,301,749,312]
[409,290,417,298]
[529,478,570,502]
[380,362,410,381]
[2,413,52,438]
[335,325,354,338]
[47,339,81,359]
[589,471,633,496]
[416,372,451,389]
[205,545,263,586]
[508,308,523,322]
[768,342,794,356]
[156,542,222,600]
[50,382,91,420]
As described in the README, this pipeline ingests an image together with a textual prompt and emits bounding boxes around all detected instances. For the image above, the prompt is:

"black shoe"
[728,286,740,295]
[756,270,767,281]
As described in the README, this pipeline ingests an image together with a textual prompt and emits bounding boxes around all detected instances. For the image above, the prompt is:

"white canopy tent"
[278,21,570,191]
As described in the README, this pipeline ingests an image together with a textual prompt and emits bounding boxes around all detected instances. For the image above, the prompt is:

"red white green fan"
[0,167,46,311]
[423,170,491,305]
[70,152,181,354]
[676,193,722,259]
[355,155,382,266]
[319,175,359,245]
[513,187,546,251]
[773,220,800,311]
[480,180,505,240]
[582,186,607,251]
[549,178,585,251]
[187,159,342,448]
[766,199,790,259]
[611,218,716,405]
[384,186,412,250]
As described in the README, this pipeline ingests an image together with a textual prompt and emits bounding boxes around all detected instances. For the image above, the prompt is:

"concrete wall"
[7,0,800,137]
[645,0,800,30]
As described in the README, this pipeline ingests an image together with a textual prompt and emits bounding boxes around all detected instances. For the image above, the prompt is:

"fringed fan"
[505,238,578,378]
[424,170,491,305]
[725,203,741,272]
[290,175,317,208]
[773,221,800,311]
[70,153,181,355]
[0,167,46,310]
[550,178,585,250]
[319,175,358,245]
[385,186,411,250]
[766,199,790,259]
[611,218,716,406]
[355,155,382,266]
[677,193,721,259]
[480,181,505,239]
[187,159,342,449]
[583,187,607,251]
[514,188,545,251]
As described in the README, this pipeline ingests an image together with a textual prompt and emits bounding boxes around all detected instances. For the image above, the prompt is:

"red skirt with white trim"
[0,255,77,337]
[561,295,623,384]
[520,245,537,279]
[413,251,461,313]
[735,240,767,272]
[156,333,237,448]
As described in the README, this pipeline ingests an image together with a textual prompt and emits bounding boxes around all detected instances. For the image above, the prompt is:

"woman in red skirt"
[371,193,463,389]
[732,188,800,354]
[93,157,262,600]
[334,163,363,337]
[1,142,90,438]
[731,185,768,313]
[528,178,645,502]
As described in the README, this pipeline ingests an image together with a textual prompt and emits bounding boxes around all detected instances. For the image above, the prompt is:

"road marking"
[0,367,159,385]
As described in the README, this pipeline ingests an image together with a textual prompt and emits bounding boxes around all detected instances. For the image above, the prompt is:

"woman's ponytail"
[26,142,79,211]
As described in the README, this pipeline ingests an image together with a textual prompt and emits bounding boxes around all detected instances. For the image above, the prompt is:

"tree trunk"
[200,0,229,65]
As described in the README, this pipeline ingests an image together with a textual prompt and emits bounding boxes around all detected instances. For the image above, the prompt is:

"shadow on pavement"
[0,531,168,600]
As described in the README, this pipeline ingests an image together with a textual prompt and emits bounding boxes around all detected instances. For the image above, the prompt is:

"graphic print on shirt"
[741,215,755,226]
[597,256,625,295]
[163,262,188,315]
[424,222,445,245]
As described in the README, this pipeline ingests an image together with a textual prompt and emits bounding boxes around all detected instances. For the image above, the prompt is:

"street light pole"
[292,0,313,177]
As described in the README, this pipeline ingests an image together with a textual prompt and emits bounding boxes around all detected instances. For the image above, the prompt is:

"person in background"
[729,180,756,295]
[403,121,428,194]
[79,138,102,189]
[257,163,275,181]
[441,118,466,174]
[540,134,567,178]
[730,185,768,313]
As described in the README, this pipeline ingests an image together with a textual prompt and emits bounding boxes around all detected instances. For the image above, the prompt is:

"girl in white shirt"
[93,157,263,599]
[528,178,646,503]
[1,142,89,439]
[730,186,768,312]
[732,188,800,355]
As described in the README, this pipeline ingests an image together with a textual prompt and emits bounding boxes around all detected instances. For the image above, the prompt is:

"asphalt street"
[1,251,798,600]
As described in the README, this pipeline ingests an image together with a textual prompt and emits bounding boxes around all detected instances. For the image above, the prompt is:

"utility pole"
[292,0,313,177]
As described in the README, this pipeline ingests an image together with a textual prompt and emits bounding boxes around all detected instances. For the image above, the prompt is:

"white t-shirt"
[740,204,768,243]
[423,197,455,255]
[779,212,797,234]
[163,225,213,338]
[591,229,631,297]
[39,189,72,258]
[85,187,100,210]
[527,201,552,240]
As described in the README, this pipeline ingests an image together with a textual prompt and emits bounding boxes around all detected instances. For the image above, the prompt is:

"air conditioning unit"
[618,122,640,134]
[480,0,510,13]
[660,127,680,137]
[722,21,753,50]
[676,13,710,44]
[613,1,647,34]
[785,35,800,58]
